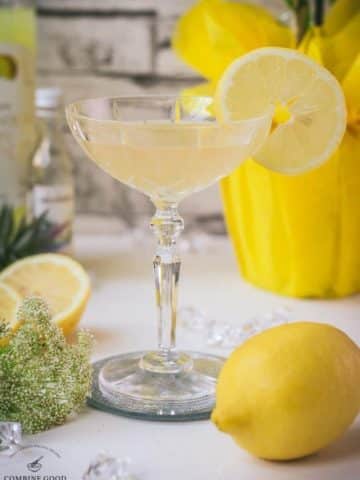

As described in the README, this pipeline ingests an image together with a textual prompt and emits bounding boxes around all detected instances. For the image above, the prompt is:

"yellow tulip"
[222,131,360,297]
[323,0,359,35]
[181,80,216,99]
[173,0,360,297]
[343,54,360,131]
[172,0,294,80]
[322,11,360,80]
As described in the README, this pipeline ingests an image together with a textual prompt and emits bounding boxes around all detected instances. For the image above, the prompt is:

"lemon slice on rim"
[0,282,21,331]
[0,254,91,335]
[216,47,347,174]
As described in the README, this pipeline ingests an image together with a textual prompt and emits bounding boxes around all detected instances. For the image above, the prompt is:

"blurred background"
[35,0,288,226]
[1,0,358,296]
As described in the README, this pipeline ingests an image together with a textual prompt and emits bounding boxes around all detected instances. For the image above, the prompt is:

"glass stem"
[141,201,192,374]
[151,201,183,356]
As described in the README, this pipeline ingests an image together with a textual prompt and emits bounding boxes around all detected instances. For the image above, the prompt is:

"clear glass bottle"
[0,0,36,210]
[29,87,75,253]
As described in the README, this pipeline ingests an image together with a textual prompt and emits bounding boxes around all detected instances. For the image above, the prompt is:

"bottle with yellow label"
[0,0,36,209]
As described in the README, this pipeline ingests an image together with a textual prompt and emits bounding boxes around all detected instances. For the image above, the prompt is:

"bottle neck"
[32,106,68,175]
[37,107,64,132]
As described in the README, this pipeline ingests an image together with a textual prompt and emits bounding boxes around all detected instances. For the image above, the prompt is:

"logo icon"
[27,456,44,473]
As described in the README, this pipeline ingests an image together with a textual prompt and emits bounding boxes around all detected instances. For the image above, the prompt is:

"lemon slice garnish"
[216,47,347,174]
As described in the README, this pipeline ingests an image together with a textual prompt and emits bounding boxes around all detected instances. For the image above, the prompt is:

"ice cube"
[0,422,22,456]
[178,306,214,331]
[83,453,138,480]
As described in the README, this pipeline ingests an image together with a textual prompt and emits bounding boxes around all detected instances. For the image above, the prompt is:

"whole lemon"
[211,322,360,460]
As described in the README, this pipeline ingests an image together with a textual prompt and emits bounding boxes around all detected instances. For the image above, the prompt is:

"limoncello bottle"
[0,0,36,210]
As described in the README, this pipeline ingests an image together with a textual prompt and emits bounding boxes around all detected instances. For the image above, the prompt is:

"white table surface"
[2,219,360,480]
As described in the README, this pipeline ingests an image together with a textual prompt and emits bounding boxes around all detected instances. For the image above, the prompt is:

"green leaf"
[12,228,37,254]
[0,205,13,247]
[284,0,295,8]
[0,205,63,270]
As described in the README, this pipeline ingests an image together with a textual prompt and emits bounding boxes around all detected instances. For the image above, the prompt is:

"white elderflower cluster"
[0,297,93,433]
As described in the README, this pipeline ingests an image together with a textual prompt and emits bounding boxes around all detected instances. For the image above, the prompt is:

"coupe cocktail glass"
[66,96,272,420]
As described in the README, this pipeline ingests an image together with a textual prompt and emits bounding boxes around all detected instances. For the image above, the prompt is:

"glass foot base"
[88,351,224,421]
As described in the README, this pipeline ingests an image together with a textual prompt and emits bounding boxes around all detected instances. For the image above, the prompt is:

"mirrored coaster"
[88,352,224,421]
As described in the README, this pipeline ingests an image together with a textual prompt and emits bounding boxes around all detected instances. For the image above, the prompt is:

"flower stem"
[312,0,326,26]
[283,0,327,42]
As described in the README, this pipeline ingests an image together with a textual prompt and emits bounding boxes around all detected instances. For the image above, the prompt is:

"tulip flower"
[173,0,360,297]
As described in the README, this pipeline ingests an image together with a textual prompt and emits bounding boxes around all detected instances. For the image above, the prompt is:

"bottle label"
[0,42,36,207]
[32,185,74,251]
[0,43,34,118]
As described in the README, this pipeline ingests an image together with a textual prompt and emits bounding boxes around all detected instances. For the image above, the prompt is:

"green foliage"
[283,0,311,41]
[283,0,329,40]
[0,297,93,434]
[0,204,65,270]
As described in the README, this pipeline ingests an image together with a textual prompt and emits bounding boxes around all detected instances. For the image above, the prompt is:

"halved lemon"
[0,254,91,335]
[216,47,347,174]
[0,282,21,331]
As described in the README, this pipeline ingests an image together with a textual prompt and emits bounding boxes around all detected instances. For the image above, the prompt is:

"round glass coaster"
[88,351,225,421]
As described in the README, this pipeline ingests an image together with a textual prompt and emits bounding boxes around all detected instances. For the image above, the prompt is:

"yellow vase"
[222,131,360,298]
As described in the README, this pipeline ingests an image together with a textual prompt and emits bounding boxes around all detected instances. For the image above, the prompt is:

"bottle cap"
[36,87,63,110]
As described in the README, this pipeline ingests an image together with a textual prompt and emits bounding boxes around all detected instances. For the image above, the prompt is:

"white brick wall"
[37,1,196,15]
[38,16,155,75]
[37,0,287,223]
